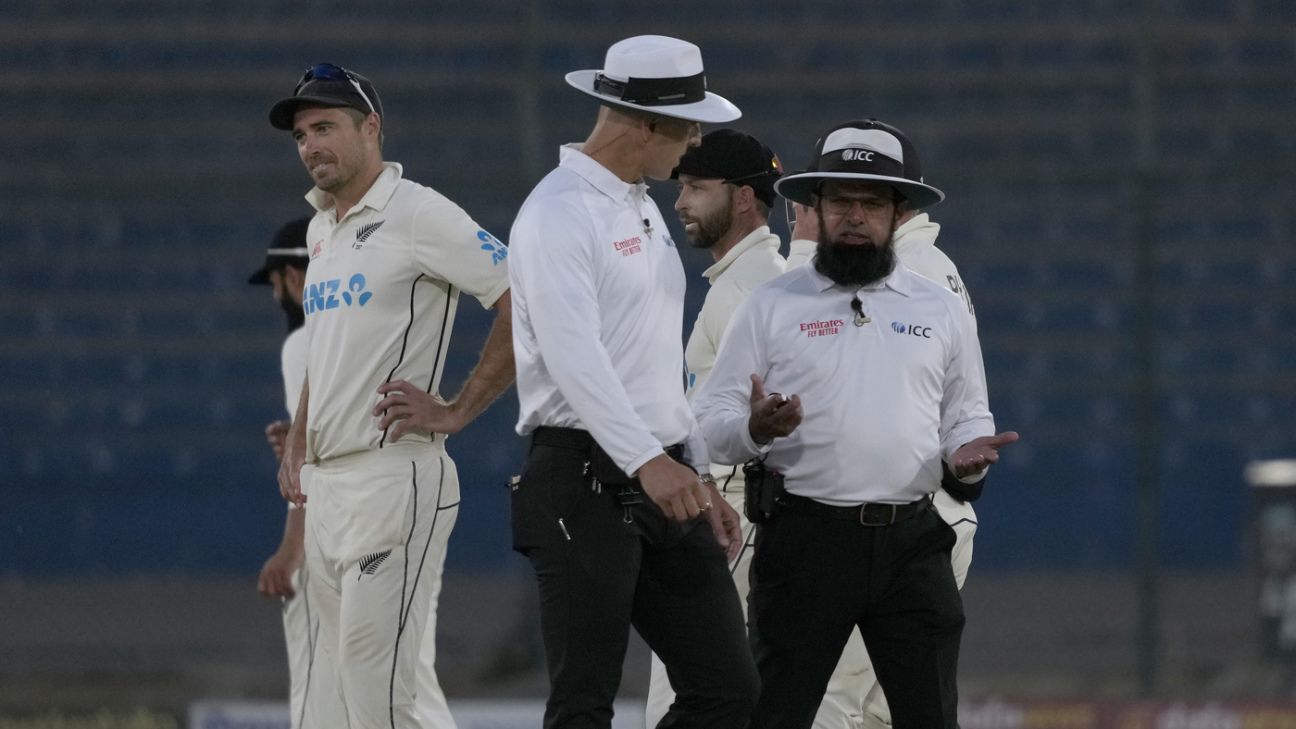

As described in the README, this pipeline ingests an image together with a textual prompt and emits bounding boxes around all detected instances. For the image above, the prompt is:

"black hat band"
[593,71,706,106]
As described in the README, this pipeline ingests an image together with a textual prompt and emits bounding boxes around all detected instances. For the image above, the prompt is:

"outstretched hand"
[949,431,1020,479]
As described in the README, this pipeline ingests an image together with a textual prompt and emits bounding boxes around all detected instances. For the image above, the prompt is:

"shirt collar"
[305,162,403,218]
[702,226,778,283]
[559,144,647,203]
[805,256,912,297]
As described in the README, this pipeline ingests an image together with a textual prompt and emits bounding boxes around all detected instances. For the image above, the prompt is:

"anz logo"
[305,273,374,315]
[478,230,508,265]
[891,321,932,338]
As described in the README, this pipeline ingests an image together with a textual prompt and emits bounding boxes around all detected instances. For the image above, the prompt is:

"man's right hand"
[636,454,711,522]
[748,374,803,444]
[277,439,306,506]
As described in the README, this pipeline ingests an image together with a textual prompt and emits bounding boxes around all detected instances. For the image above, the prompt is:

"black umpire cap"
[774,119,944,210]
[672,129,784,207]
[269,63,383,130]
[248,217,311,285]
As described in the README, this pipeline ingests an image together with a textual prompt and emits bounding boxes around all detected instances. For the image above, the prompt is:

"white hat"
[565,35,741,124]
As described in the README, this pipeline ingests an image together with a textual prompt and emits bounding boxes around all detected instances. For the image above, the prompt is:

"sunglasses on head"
[295,63,376,115]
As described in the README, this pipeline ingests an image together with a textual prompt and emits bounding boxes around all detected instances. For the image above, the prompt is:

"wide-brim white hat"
[775,119,945,210]
[565,35,741,124]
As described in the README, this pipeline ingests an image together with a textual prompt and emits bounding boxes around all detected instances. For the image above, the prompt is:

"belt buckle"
[858,503,896,527]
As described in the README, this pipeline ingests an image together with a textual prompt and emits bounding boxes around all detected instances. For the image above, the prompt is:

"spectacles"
[819,194,894,218]
[296,63,376,115]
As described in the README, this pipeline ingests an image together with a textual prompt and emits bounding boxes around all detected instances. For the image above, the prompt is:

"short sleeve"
[410,191,510,309]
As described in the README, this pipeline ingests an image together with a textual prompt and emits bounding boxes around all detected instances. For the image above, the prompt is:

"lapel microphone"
[851,295,871,326]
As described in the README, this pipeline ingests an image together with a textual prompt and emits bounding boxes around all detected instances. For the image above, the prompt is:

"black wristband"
[940,461,985,502]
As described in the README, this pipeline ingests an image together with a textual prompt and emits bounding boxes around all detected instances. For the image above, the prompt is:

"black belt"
[530,426,686,485]
[778,492,930,527]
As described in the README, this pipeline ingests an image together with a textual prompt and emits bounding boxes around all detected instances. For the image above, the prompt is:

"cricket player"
[644,128,786,728]
[249,217,317,729]
[270,63,515,728]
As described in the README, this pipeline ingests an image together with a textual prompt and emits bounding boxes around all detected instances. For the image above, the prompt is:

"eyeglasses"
[296,63,376,115]
[819,194,895,218]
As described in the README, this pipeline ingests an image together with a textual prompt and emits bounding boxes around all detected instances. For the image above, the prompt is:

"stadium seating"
[2,1,1293,581]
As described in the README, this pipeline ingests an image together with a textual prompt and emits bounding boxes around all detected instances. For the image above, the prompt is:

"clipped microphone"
[851,296,871,326]
[643,218,653,235]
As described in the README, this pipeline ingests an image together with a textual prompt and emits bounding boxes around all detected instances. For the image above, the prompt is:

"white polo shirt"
[692,263,995,506]
[301,162,510,463]
[510,145,707,475]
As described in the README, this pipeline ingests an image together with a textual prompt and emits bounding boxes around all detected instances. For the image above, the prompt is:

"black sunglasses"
[295,63,376,115]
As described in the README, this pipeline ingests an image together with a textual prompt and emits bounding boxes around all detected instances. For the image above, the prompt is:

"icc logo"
[891,321,933,338]
[842,148,874,162]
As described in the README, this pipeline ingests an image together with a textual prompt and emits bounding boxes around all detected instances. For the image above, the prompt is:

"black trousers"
[511,428,758,729]
[748,500,964,729]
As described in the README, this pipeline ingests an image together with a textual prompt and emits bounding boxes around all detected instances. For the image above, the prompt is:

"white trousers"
[302,444,461,729]
[282,563,315,729]
[645,488,975,729]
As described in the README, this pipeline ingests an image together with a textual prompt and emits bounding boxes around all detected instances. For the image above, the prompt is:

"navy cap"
[249,217,311,285]
[672,129,783,206]
[269,63,382,130]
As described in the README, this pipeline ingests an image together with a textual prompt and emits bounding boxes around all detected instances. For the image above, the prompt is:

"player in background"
[644,128,785,728]
[783,118,980,729]
[249,217,316,729]
[270,63,514,728]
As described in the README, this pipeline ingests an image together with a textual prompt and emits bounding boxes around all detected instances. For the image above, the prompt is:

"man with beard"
[248,216,316,729]
[270,63,515,728]
[691,119,1018,729]
[644,128,785,727]
[782,120,982,729]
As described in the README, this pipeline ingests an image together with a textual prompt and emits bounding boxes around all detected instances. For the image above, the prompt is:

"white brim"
[774,172,945,210]
[564,70,741,124]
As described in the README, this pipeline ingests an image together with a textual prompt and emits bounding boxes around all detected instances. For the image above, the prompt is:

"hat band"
[593,71,706,106]
[817,151,906,179]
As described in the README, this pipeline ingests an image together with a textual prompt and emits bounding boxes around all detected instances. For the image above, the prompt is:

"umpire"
[692,119,1018,728]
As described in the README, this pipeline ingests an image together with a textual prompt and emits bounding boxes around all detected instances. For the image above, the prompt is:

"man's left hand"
[950,431,1020,479]
[373,380,466,439]
[701,481,743,561]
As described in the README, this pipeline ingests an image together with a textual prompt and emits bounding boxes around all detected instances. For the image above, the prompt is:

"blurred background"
[3,1,1295,727]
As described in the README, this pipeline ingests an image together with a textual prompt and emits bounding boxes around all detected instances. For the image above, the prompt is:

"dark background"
[2,0,1294,711]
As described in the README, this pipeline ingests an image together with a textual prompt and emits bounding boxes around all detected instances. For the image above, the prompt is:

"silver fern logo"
[354,221,385,248]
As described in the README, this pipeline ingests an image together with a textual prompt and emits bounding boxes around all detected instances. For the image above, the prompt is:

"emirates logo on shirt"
[800,319,845,338]
[613,236,642,257]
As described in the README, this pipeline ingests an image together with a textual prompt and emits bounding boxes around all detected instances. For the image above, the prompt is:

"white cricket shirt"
[301,163,510,463]
[281,327,308,417]
[692,263,995,505]
[510,145,708,475]
[684,226,785,490]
